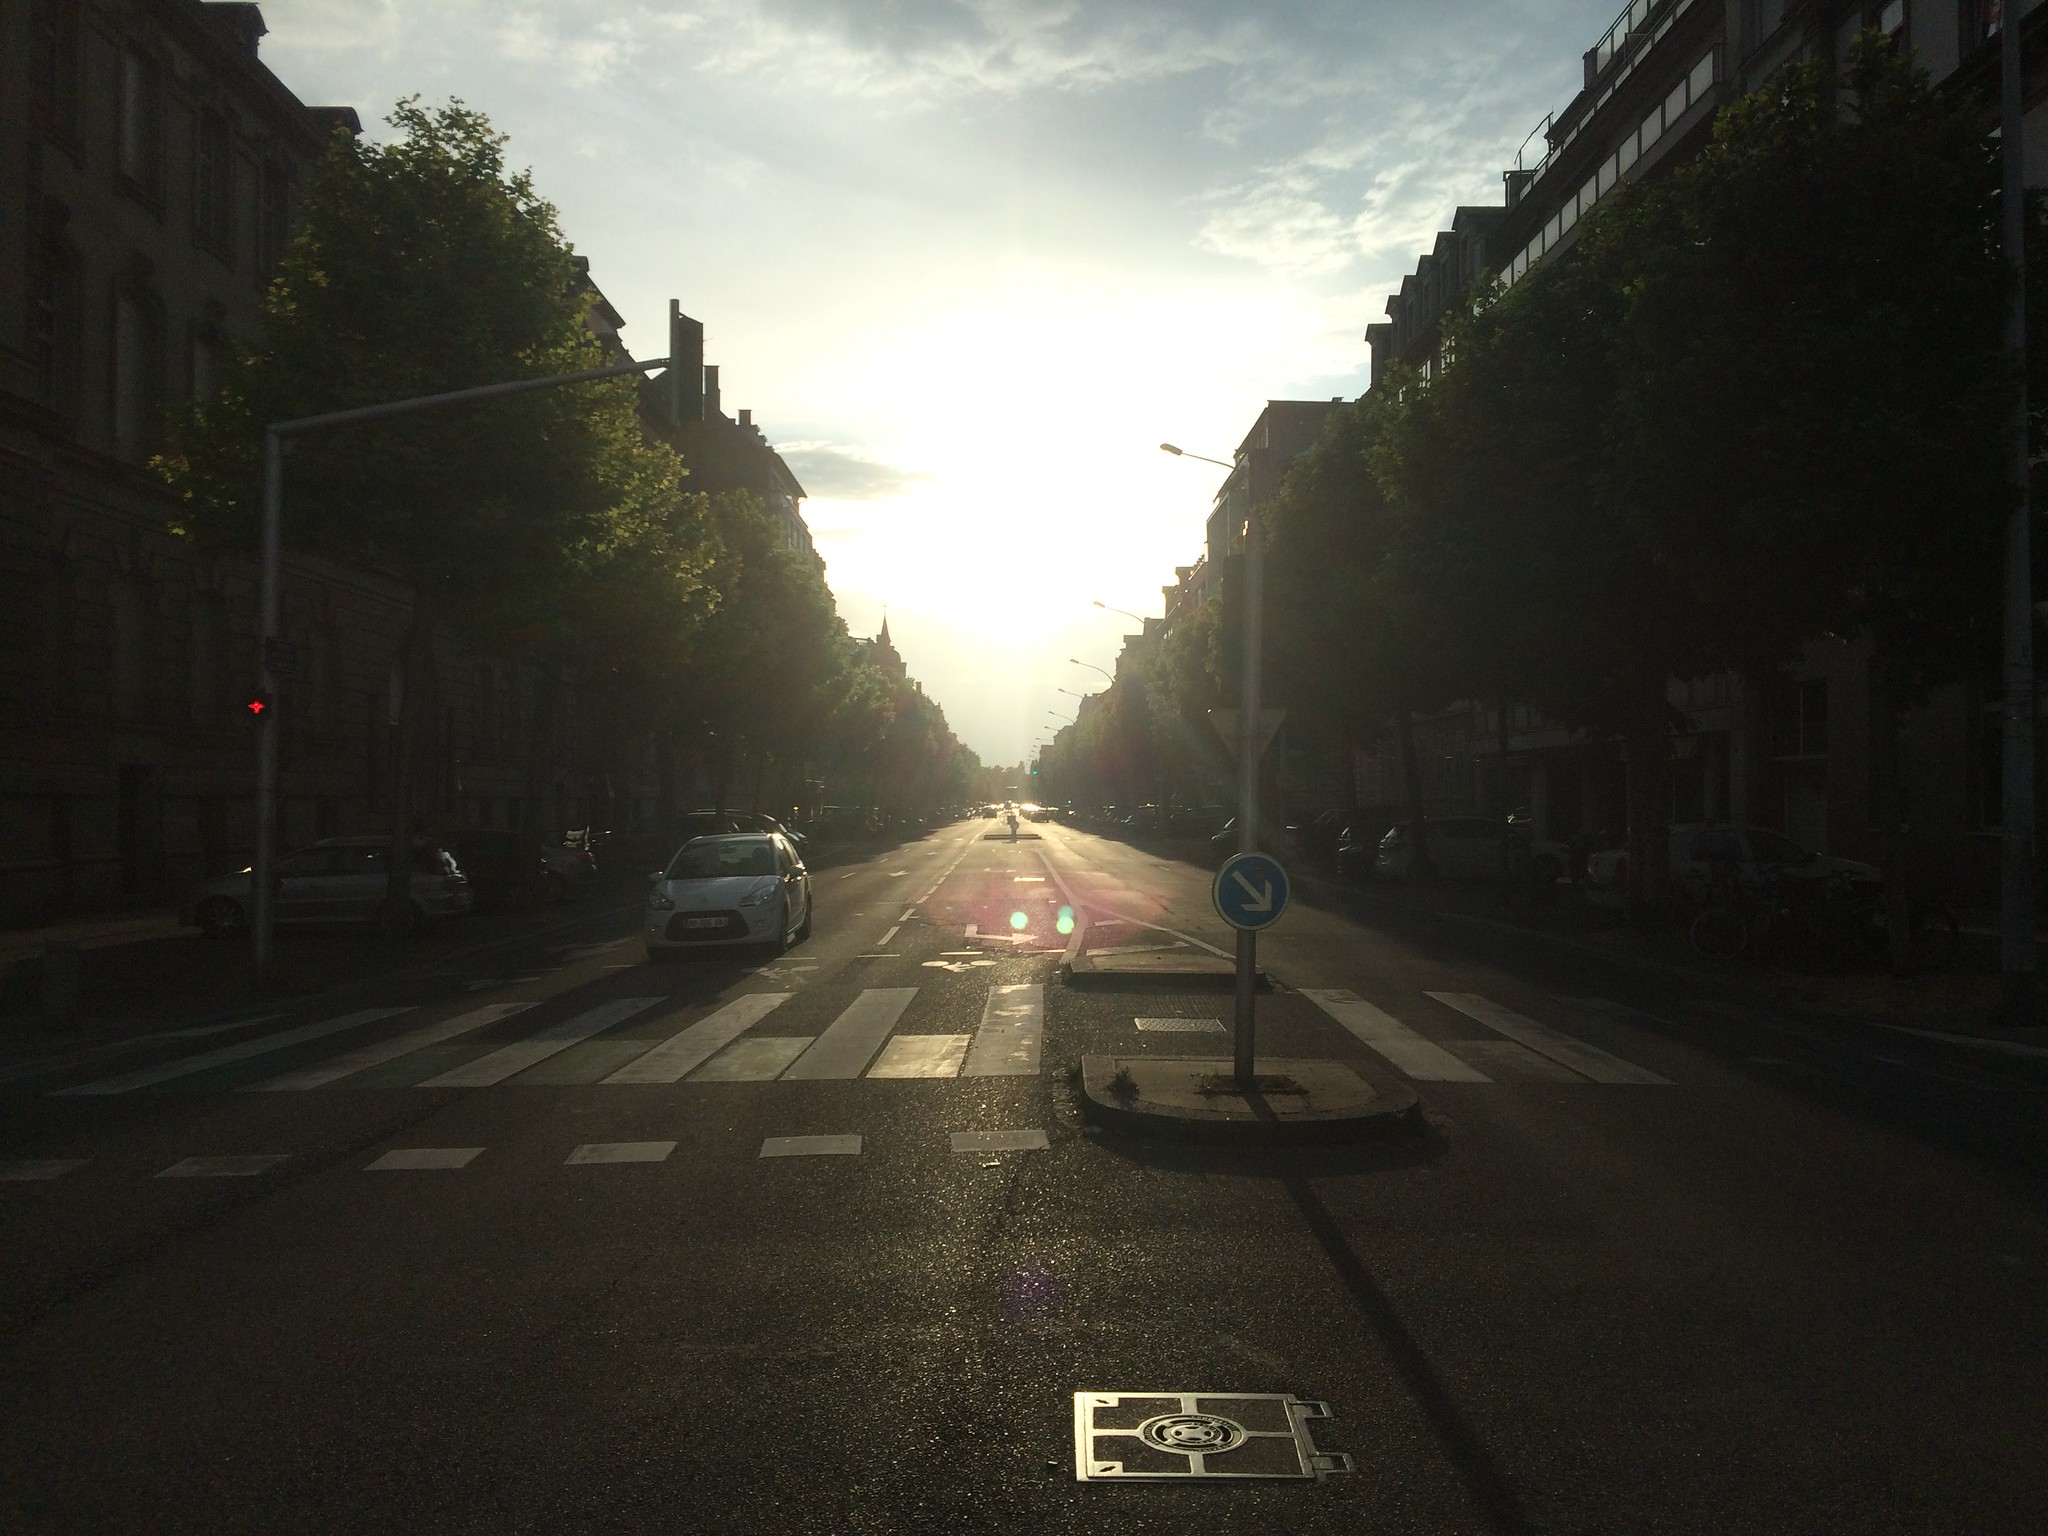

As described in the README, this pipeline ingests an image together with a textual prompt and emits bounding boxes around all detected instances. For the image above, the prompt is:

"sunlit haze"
[256,0,1618,764]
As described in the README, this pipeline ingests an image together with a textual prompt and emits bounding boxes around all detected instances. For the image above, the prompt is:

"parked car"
[542,840,598,902]
[183,836,473,938]
[1584,824,1880,906]
[1375,817,1567,882]
[447,830,546,909]
[644,833,811,958]
[1333,815,1397,882]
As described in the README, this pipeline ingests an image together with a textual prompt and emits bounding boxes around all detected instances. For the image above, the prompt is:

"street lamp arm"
[1159,442,1235,470]
[272,355,673,437]
[1068,658,1113,681]
[1092,600,1146,624]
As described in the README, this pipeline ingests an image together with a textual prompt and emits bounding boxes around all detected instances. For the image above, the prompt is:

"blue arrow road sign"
[1213,852,1290,931]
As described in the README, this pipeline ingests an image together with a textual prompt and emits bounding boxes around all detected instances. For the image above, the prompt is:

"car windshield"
[666,840,777,880]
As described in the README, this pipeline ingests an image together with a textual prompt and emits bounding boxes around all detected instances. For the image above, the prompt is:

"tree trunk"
[382,617,434,933]
[1394,706,1435,880]
[1868,649,1915,974]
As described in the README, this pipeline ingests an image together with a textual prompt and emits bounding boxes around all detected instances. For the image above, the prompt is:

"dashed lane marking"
[760,1134,862,1158]
[367,1147,483,1171]
[157,1155,289,1179]
[949,1129,1048,1153]
[566,1141,676,1165]
[1,1158,88,1181]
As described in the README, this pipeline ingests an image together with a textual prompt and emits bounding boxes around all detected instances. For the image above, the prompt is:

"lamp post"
[250,353,674,981]
[1092,600,1146,625]
[1069,658,1113,682]
[1163,438,1261,1088]
[2000,1,2036,1027]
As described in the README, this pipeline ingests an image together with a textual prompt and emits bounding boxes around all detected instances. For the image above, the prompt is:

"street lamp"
[1092,600,1146,625]
[1159,442,1235,470]
[1069,658,1112,681]
[1057,687,1089,700]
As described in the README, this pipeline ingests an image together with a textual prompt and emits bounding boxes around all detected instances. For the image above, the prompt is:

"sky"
[256,0,1623,767]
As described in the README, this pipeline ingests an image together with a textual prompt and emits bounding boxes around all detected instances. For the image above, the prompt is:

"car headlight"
[648,887,674,910]
[737,879,778,907]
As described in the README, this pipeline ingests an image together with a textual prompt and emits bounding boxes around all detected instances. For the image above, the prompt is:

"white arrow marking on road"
[1230,870,1273,912]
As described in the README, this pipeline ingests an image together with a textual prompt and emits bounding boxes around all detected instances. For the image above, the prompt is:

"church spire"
[878,609,891,647]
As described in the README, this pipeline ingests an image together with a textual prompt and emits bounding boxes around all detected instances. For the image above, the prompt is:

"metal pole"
[1234,507,1264,1089]
[2001,6,2036,1027]
[245,355,671,981]
[252,428,282,980]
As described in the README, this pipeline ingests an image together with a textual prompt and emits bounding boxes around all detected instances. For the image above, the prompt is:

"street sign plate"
[1213,852,1289,931]
[1207,708,1285,760]
[263,637,301,677]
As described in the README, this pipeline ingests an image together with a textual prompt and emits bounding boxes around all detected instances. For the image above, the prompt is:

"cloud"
[774,443,930,501]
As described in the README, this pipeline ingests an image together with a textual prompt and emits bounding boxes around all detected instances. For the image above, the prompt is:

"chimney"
[738,408,752,429]
[704,364,721,421]
[667,302,703,426]
[205,3,267,56]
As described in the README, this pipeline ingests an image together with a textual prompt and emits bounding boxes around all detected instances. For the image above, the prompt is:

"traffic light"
[244,693,273,719]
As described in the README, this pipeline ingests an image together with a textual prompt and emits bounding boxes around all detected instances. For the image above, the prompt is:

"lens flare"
[1009,910,1029,930]
[1055,906,1075,935]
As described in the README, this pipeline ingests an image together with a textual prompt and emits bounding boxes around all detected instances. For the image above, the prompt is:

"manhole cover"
[1073,1392,1351,1481]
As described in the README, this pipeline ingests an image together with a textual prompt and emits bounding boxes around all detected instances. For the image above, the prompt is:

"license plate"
[682,916,725,929]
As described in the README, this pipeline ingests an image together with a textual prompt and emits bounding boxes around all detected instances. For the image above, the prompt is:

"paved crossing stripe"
[783,988,918,1079]
[949,1130,1048,1152]
[57,1008,416,1095]
[252,1001,537,1090]
[1425,992,1672,1084]
[1299,989,1492,1082]
[691,1037,812,1080]
[1,1158,88,1181]
[868,1034,971,1077]
[367,1148,482,1171]
[420,997,662,1088]
[157,1155,288,1178]
[760,1134,861,1157]
[602,993,794,1084]
[963,983,1043,1077]
[566,1141,675,1164]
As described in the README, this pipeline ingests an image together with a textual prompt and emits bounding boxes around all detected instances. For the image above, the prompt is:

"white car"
[183,836,473,937]
[644,833,812,958]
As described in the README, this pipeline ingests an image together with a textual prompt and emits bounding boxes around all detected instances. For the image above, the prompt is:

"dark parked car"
[448,830,545,909]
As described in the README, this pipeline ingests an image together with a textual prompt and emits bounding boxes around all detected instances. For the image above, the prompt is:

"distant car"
[645,833,811,957]
[183,836,473,937]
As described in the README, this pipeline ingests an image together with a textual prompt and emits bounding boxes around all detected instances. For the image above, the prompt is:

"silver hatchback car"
[182,836,474,938]
[644,833,811,958]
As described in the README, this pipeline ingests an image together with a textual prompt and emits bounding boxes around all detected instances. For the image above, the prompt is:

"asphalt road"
[2,819,2044,1533]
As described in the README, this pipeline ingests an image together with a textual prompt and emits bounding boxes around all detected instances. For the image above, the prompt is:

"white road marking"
[964,924,978,938]
[964,983,1043,1077]
[1,1158,88,1181]
[1299,990,1492,1082]
[57,1008,416,1095]
[784,989,918,1079]
[602,993,793,1084]
[890,870,907,877]
[879,925,901,945]
[367,1147,482,1171]
[940,951,982,957]
[157,1154,289,1178]
[868,1034,971,1078]
[1135,1017,1225,1033]
[251,1001,537,1090]
[1425,992,1671,1084]
[949,1129,1048,1153]
[566,1141,675,1165]
[421,997,663,1088]
[899,908,914,922]
[760,1134,861,1157]
[916,835,981,903]
[692,1036,812,1080]
[465,976,543,991]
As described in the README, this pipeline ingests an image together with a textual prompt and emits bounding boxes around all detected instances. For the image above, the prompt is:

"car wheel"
[794,895,813,943]
[196,896,245,940]
[766,897,793,956]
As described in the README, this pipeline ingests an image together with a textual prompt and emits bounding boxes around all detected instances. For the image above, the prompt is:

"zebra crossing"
[1299,988,1673,1086]
[48,983,1048,1095]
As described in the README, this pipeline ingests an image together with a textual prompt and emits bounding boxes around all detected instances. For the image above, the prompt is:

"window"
[112,287,164,462]
[1747,0,1788,48]
[26,231,82,412]
[1870,1,1906,36]
[256,161,290,283]
[1959,0,1998,51]
[1688,51,1715,105]
[195,107,235,260]
[118,47,164,200]
[30,0,82,145]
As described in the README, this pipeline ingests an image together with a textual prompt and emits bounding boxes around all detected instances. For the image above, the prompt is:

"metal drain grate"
[1073,1392,1352,1481]
[1134,1017,1225,1033]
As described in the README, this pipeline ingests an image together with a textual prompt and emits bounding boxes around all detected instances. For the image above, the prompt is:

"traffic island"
[1076,1054,1422,1145]
[1063,947,1266,991]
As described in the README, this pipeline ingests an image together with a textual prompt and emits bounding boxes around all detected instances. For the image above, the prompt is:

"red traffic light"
[245,694,271,718]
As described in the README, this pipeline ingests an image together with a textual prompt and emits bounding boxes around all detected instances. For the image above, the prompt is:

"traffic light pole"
[249,354,673,981]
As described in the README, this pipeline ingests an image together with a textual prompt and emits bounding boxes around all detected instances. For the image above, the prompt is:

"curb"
[1061,952,1270,991]
[1074,1055,1423,1145]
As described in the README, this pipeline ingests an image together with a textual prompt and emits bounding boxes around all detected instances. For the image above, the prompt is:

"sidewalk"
[0,908,189,969]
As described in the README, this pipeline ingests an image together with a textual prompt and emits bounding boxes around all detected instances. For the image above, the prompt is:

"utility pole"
[250,354,673,981]
[2001,4,2036,1028]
